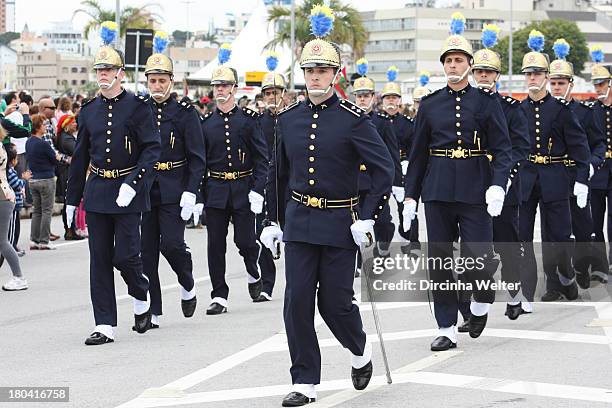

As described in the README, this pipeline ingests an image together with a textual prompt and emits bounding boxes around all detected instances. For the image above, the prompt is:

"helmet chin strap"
[98,67,123,90]
[357,95,374,111]
[266,89,286,109]
[597,81,611,101]
[528,76,548,92]
[307,69,340,97]
[475,72,499,91]
[447,65,471,84]
[149,79,173,101]
[215,84,236,104]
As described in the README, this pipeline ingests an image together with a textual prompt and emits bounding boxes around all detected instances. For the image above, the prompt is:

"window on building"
[62,67,68,73]
[71,80,77,86]
[365,39,415,53]
[362,18,415,32]
[80,67,86,73]
[37,55,41,60]
[368,60,416,73]
[188,60,201,68]
[71,67,78,73]
[81,79,86,85]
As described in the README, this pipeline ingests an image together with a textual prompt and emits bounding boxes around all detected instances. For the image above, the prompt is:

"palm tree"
[266,0,367,62]
[73,0,163,40]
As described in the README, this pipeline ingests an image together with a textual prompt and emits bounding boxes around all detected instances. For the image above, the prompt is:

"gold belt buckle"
[451,148,466,159]
[607,151,612,159]
[534,154,547,164]
[359,164,367,171]
[104,170,113,178]
[306,195,322,208]
[224,171,237,180]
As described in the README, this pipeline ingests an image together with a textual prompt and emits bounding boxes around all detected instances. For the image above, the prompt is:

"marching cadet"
[260,5,393,406]
[200,44,268,315]
[65,22,161,345]
[380,66,420,253]
[403,13,512,351]
[545,39,605,292]
[352,59,403,264]
[253,51,286,302]
[589,45,612,284]
[469,24,531,320]
[140,31,206,327]
[517,31,590,304]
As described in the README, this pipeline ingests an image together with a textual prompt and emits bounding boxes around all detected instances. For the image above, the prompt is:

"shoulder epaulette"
[580,100,594,109]
[80,97,96,109]
[377,112,389,119]
[403,114,414,122]
[136,94,150,103]
[179,100,193,111]
[242,106,258,118]
[501,95,519,105]
[420,87,441,101]
[554,97,571,107]
[278,101,299,115]
[477,87,495,97]
[339,99,364,117]
[200,112,212,123]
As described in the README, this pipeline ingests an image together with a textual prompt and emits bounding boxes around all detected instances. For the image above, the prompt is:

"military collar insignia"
[278,101,299,115]
[217,105,238,117]
[306,94,338,112]
[242,106,258,117]
[446,84,470,96]
[102,88,127,103]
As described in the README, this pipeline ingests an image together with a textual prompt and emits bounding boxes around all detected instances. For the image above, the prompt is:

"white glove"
[248,190,264,214]
[485,185,505,217]
[589,164,594,180]
[401,160,409,175]
[261,222,283,251]
[574,182,588,209]
[180,191,197,221]
[402,199,417,231]
[506,178,512,193]
[192,203,204,222]
[392,186,405,203]
[350,219,375,247]
[66,205,77,228]
[116,183,137,207]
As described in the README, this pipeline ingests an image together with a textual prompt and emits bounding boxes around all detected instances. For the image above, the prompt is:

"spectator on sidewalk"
[56,113,83,240]
[0,135,26,291]
[25,114,61,250]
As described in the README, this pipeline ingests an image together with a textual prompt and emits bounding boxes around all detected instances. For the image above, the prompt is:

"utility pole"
[508,0,513,96]
[115,0,120,48]
[290,0,295,89]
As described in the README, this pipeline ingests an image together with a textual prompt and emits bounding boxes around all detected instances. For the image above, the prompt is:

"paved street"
[2,206,612,408]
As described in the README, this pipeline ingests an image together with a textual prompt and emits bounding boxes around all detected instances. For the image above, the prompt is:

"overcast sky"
[16,0,417,34]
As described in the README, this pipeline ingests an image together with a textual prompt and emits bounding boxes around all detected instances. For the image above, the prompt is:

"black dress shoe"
[576,272,590,289]
[469,313,488,338]
[132,322,159,331]
[84,332,114,346]
[457,319,470,333]
[560,281,579,301]
[430,336,456,351]
[253,294,271,303]
[505,303,523,320]
[206,302,227,315]
[351,360,373,390]
[181,296,197,318]
[541,291,562,302]
[591,273,608,284]
[133,309,152,334]
[248,279,263,300]
[282,392,315,407]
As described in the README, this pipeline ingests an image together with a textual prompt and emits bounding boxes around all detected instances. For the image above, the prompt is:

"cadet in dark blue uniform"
[253,57,286,302]
[462,24,531,325]
[140,32,206,327]
[351,64,402,266]
[261,6,393,405]
[589,46,612,284]
[380,67,420,251]
[517,31,591,304]
[403,13,512,351]
[544,39,606,294]
[200,46,268,315]
[65,22,161,345]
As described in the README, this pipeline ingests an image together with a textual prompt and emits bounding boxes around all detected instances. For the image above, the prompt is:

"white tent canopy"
[188,0,304,86]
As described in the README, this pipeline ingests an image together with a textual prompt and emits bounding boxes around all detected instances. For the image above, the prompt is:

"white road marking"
[114,370,612,407]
